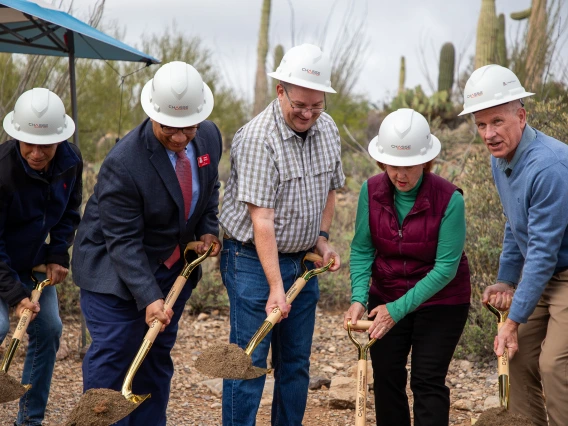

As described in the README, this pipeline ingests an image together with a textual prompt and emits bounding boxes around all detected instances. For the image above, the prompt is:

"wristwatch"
[318,230,329,240]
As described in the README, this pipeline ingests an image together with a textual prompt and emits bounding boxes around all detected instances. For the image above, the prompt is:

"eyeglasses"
[282,86,326,115]
[160,123,200,135]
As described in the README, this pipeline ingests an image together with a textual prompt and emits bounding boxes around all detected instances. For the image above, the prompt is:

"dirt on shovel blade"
[0,371,28,403]
[195,343,265,379]
[64,388,141,426]
[474,407,533,426]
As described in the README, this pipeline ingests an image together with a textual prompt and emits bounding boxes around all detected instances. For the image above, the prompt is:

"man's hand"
[482,282,515,311]
[314,238,341,272]
[15,298,40,322]
[197,234,221,256]
[368,304,396,339]
[266,286,290,320]
[494,318,520,359]
[145,299,173,333]
[343,302,366,331]
[46,263,68,285]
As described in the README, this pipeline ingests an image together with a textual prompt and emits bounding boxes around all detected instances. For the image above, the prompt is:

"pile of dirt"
[194,343,254,379]
[475,407,533,426]
[64,388,140,426]
[0,371,27,403]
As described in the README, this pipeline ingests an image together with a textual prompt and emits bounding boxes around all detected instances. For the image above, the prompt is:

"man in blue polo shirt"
[460,64,568,426]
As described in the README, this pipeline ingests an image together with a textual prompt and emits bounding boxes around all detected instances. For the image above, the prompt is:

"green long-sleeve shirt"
[349,174,466,323]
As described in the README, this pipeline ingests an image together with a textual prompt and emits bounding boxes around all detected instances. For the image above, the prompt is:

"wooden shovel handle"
[12,288,44,341]
[355,359,368,426]
[497,322,509,376]
[265,253,324,325]
[349,320,373,331]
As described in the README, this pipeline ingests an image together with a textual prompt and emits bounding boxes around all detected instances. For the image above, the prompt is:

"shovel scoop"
[64,242,214,426]
[195,253,333,380]
[0,266,50,404]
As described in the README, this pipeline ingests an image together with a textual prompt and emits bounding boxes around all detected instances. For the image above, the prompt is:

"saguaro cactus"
[253,0,271,115]
[475,0,498,69]
[398,56,405,95]
[438,42,455,93]
[511,0,548,91]
[271,44,284,98]
[496,14,508,66]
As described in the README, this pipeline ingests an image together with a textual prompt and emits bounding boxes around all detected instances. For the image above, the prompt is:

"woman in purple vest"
[344,108,471,426]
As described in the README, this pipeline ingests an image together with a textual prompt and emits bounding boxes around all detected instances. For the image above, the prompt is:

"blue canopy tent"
[0,0,160,146]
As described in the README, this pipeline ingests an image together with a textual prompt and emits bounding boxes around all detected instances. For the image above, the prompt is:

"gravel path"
[0,309,501,425]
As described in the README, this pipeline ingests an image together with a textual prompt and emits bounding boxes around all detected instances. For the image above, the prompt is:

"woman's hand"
[343,302,366,331]
[368,304,396,339]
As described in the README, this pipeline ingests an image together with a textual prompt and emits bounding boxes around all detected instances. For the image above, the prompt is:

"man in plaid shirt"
[219,44,344,425]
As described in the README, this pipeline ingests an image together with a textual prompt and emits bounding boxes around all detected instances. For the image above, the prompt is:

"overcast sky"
[69,0,567,104]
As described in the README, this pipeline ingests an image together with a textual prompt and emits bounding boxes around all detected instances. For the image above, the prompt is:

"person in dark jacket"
[0,88,82,426]
[343,108,471,426]
[72,62,222,426]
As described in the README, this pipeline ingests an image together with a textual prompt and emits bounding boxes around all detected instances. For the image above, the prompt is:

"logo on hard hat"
[467,91,483,99]
[502,80,516,86]
[391,145,411,150]
[302,68,320,76]
[29,123,49,128]
[169,105,189,110]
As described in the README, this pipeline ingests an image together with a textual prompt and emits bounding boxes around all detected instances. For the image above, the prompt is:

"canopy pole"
[66,30,79,147]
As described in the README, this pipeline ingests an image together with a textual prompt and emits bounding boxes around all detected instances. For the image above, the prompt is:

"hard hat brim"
[2,112,76,145]
[140,79,215,127]
[367,133,442,167]
[267,71,337,94]
[458,91,535,115]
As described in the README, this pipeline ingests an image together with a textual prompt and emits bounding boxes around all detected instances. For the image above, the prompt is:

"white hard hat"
[141,61,214,127]
[3,88,75,145]
[368,108,441,167]
[267,43,336,93]
[459,64,534,115]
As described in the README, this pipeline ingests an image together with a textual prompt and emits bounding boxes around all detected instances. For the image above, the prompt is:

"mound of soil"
[195,343,258,379]
[475,407,533,426]
[0,372,28,403]
[64,388,141,426]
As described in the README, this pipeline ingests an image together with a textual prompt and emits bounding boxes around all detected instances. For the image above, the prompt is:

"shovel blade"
[0,372,30,403]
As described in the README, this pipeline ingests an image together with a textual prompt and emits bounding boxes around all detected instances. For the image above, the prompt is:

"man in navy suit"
[72,61,222,425]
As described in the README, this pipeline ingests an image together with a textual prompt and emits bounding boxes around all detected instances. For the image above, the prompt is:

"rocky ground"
[0,309,502,425]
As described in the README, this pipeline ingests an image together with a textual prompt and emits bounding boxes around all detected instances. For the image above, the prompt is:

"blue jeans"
[221,239,319,426]
[0,272,62,426]
[81,261,189,426]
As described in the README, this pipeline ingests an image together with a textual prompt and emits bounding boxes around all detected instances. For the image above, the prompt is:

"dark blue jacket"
[0,140,83,306]
[72,119,222,311]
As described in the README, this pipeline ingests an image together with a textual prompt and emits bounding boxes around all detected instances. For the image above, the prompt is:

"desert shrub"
[187,260,228,314]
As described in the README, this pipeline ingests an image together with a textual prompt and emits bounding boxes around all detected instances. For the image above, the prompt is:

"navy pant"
[81,262,189,426]
[221,239,319,426]
[369,295,469,426]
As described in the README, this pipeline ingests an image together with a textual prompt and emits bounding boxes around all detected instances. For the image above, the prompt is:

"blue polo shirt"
[492,125,568,323]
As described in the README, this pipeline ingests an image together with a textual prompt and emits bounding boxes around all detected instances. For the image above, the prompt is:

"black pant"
[368,296,469,426]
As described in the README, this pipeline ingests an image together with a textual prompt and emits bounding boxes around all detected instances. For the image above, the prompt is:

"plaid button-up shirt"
[219,99,345,253]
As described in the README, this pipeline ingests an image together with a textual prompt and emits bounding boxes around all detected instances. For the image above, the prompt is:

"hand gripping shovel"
[0,265,50,404]
[347,320,376,426]
[64,242,214,426]
[486,303,510,409]
[195,253,333,380]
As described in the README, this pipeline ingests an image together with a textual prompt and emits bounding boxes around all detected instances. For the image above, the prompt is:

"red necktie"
[164,151,193,268]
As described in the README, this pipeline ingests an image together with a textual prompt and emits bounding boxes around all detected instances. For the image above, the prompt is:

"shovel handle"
[265,253,323,325]
[355,359,368,426]
[349,320,373,331]
[12,279,50,341]
[497,322,509,376]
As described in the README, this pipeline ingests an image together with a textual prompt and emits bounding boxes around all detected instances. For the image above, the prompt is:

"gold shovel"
[486,303,510,409]
[195,253,334,380]
[64,241,214,426]
[347,320,376,426]
[0,265,50,403]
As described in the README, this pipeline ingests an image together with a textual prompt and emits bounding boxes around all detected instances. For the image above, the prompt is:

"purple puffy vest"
[367,172,471,307]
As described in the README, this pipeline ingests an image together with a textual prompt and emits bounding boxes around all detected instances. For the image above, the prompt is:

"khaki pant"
[510,269,568,426]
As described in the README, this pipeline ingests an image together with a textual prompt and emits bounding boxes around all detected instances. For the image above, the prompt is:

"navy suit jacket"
[72,118,222,311]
